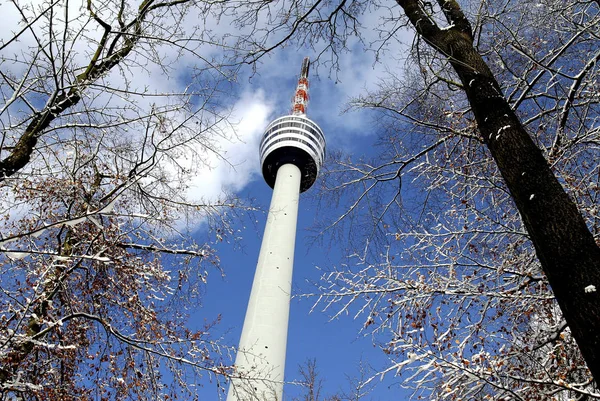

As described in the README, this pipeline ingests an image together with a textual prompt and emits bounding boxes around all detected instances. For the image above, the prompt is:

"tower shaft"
[226,163,301,401]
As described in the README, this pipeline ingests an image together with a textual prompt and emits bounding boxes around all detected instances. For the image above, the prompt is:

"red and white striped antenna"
[292,57,310,115]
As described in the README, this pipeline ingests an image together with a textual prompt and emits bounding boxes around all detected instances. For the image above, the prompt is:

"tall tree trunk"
[396,0,600,381]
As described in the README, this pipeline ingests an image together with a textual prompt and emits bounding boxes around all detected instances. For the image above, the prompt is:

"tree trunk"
[396,0,600,381]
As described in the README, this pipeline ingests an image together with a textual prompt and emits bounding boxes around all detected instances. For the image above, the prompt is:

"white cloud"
[183,90,273,201]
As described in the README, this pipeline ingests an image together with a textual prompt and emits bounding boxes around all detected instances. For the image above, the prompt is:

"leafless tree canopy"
[313,1,599,399]
[0,0,247,399]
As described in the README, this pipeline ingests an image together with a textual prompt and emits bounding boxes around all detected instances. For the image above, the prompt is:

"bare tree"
[292,358,375,401]
[393,0,600,383]
[0,0,249,398]
[311,1,600,399]
[294,359,326,401]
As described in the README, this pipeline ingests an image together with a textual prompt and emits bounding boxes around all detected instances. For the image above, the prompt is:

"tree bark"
[396,0,600,381]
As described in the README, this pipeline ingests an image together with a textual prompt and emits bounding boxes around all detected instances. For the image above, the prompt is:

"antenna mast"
[292,57,310,115]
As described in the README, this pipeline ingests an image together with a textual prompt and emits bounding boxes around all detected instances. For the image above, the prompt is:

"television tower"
[226,57,326,401]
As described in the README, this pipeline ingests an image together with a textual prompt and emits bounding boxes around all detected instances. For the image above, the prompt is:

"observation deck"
[259,114,326,192]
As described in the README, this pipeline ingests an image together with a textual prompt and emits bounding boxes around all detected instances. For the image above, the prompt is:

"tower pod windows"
[259,115,326,192]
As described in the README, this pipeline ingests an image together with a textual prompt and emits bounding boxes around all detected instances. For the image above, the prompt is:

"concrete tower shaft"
[227,163,300,401]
